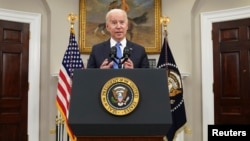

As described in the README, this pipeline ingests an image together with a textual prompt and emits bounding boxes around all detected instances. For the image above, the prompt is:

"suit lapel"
[101,40,112,61]
[126,40,135,57]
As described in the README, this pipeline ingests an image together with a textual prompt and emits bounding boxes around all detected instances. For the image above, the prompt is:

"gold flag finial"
[68,13,78,33]
[160,16,170,37]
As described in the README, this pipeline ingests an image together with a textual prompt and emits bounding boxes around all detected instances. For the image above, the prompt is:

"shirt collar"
[110,38,126,50]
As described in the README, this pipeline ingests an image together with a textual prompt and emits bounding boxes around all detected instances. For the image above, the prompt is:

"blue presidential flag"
[157,37,187,141]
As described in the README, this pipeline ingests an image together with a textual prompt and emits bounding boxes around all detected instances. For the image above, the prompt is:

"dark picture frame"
[79,0,162,54]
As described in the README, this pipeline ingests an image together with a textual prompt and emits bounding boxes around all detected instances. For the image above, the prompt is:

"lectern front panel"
[68,69,172,136]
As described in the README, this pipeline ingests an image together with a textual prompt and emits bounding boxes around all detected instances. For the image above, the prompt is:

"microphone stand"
[110,56,122,69]
[118,58,122,69]
[111,57,125,69]
[121,57,128,64]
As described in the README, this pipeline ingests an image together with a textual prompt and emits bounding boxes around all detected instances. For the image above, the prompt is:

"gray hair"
[105,8,128,23]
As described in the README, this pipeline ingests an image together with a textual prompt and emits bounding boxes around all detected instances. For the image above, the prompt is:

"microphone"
[123,46,130,60]
[122,47,130,64]
[109,46,118,65]
[109,46,117,59]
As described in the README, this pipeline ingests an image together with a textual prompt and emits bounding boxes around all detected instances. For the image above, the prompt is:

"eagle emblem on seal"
[168,69,183,97]
[111,86,130,106]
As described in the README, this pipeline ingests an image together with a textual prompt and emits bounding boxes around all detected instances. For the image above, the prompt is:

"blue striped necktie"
[113,42,122,69]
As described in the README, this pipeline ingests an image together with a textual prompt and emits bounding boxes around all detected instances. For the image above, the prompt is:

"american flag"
[56,30,84,141]
[157,37,187,141]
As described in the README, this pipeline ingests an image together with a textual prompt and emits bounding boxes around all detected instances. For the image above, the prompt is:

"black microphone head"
[123,46,130,58]
[109,46,117,59]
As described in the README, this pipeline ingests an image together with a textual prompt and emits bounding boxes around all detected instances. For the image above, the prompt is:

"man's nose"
[116,23,122,28]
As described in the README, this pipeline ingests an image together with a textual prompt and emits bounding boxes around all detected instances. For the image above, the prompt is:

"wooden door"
[212,18,250,124]
[0,20,29,141]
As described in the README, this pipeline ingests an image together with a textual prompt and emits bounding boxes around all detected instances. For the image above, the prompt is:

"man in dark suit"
[87,8,149,69]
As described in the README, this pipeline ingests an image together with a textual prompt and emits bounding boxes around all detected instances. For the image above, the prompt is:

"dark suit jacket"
[87,39,149,68]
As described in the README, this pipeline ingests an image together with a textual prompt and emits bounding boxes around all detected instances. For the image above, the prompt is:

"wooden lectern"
[68,69,172,141]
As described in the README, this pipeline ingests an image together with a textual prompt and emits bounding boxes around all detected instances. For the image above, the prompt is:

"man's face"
[106,12,128,41]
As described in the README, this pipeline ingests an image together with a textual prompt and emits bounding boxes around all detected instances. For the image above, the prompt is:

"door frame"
[200,5,250,141]
[0,8,41,141]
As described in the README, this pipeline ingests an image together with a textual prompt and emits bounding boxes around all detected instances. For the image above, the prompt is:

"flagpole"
[66,12,80,141]
[159,16,191,141]
[56,11,84,141]
[55,115,59,141]
[160,16,170,72]
[160,16,170,141]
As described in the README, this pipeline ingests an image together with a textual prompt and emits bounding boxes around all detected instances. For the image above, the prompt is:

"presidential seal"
[168,69,182,97]
[101,77,139,116]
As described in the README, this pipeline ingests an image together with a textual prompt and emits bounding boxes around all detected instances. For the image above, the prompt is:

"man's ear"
[106,25,109,32]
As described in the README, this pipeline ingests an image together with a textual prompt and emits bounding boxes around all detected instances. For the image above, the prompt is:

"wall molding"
[0,8,41,141]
